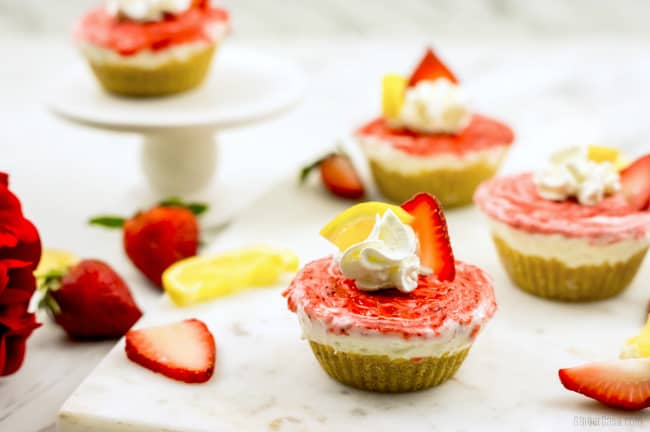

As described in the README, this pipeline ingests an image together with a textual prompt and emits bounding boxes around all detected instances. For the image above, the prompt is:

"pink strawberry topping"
[474,173,650,242]
[75,4,229,56]
[357,114,514,157]
[283,257,496,339]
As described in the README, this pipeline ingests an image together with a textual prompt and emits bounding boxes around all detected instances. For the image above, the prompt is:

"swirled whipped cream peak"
[338,209,426,293]
[534,146,621,206]
[391,78,471,135]
[107,0,192,22]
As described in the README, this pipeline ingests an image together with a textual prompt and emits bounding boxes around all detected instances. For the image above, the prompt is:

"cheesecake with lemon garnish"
[356,47,514,208]
[475,147,650,301]
[283,194,496,392]
[163,245,298,306]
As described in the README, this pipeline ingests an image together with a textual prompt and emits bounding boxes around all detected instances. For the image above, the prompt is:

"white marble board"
[57,178,650,432]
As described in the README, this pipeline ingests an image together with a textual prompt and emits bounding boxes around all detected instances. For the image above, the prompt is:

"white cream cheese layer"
[488,217,649,267]
[295,300,493,359]
[79,22,228,68]
[358,135,509,175]
[298,310,469,358]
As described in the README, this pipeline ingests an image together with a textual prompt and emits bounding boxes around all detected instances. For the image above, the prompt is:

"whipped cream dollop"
[393,78,471,134]
[107,0,192,22]
[338,210,425,293]
[534,146,621,206]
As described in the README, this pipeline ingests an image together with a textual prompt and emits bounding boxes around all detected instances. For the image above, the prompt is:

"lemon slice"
[35,248,79,278]
[587,145,629,171]
[162,245,299,307]
[587,145,619,163]
[382,74,407,120]
[320,202,414,251]
[621,315,650,359]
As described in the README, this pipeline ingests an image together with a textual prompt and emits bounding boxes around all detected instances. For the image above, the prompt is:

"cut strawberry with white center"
[401,193,455,281]
[125,318,216,384]
[559,358,650,410]
[408,47,458,87]
[620,154,650,211]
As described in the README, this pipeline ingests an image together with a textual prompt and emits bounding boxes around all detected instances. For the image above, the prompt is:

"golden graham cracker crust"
[369,158,502,208]
[309,341,470,393]
[492,235,648,302]
[86,46,216,97]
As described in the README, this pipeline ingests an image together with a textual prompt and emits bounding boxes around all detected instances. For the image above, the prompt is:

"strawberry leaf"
[89,216,127,228]
[159,197,209,216]
[299,153,335,184]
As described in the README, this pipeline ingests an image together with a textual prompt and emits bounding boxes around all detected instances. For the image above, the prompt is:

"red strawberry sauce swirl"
[356,114,514,156]
[284,257,496,339]
[474,173,650,242]
[75,5,229,56]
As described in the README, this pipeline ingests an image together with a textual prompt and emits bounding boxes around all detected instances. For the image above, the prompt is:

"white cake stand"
[48,46,305,223]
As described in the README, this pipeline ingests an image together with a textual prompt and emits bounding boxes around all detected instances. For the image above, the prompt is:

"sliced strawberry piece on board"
[125,318,216,384]
[559,358,650,411]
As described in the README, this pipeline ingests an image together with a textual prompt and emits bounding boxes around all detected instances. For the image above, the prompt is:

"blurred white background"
[2,0,650,38]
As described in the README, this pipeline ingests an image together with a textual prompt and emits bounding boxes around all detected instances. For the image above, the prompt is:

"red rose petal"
[6,266,36,294]
[0,289,32,305]
[0,335,27,376]
[0,335,6,374]
[0,218,42,269]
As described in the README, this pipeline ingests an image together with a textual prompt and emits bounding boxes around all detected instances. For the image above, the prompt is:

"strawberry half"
[559,358,650,411]
[300,153,364,199]
[401,193,455,281]
[408,47,459,87]
[620,154,650,211]
[125,318,216,384]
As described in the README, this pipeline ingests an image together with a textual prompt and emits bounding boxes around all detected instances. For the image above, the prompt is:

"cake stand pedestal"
[48,46,305,223]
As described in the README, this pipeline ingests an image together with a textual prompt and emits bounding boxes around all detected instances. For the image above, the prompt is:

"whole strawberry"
[90,198,207,288]
[37,259,142,339]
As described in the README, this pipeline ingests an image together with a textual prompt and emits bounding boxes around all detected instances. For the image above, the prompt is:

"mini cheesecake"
[475,172,650,301]
[358,114,513,207]
[75,1,230,97]
[284,194,496,393]
[284,257,496,392]
[355,48,514,208]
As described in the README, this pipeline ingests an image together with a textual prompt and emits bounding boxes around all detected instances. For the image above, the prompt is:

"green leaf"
[89,216,126,228]
[159,197,208,216]
[187,203,208,216]
[299,153,334,184]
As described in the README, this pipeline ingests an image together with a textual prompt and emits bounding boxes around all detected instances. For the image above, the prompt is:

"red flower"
[0,174,41,376]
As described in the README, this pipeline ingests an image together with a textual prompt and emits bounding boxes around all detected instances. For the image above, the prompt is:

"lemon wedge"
[587,145,619,163]
[621,315,650,359]
[587,145,629,171]
[320,202,414,251]
[382,74,407,120]
[35,248,79,278]
[162,245,299,307]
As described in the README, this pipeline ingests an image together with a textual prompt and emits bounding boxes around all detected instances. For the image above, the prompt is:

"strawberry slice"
[620,154,650,211]
[401,193,455,281]
[301,153,365,199]
[125,318,216,384]
[408,47,459,87]
[559,359,650,410]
